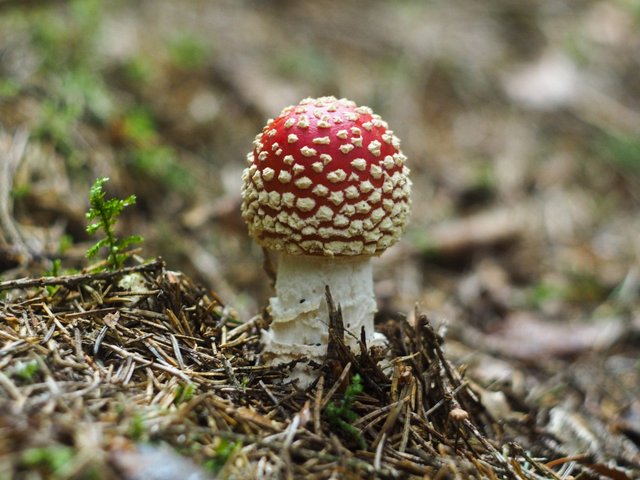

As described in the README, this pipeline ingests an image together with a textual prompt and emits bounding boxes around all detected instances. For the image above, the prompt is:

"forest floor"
[0,1,639,478]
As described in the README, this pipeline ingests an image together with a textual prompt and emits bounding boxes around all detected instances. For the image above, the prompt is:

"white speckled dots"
[241,96,411,256]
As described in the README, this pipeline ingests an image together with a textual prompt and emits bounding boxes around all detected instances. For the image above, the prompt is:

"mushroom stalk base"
[261,254,385,386]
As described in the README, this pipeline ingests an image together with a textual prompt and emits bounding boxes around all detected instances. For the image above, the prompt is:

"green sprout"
[128,413,146,441]
[174,383,196,405]
[85,177,142,270]
[204,438,242,475]
[43,258,63,294]
[324,374,367,449]
[44,259,62,278]
[14,360,40,382]
[20,446,75,476]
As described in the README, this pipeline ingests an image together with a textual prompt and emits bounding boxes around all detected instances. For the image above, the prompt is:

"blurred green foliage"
[618,0,640,23]
[0,79,20,98]
[20,446,75,477]
[10,183,30,200]
[598,131,640,176]
[131,144,194,193]
[121,107,158,146]
[119,107,195,192]
[529,271,608,310]
[274,46,335,85]
[122,56,157,85]
[16,0,113,159]
[204,438,242,475]
[128,413,146,441]
[167,33,210,70]
[35,72,114,155]
[7,0,195,194]
[30,0,102,72]
[174,383,196,405]
[43,259,62,295]
[528,281,565,310]
[13,360,40,382]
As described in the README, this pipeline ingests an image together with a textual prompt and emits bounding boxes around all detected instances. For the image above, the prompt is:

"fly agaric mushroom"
[241,96,411,383]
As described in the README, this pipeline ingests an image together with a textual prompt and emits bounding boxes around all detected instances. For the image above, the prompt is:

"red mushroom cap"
[241,96,411,256]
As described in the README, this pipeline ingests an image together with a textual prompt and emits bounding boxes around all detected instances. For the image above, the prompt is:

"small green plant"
[44,259,62,296]
[85,177,142,270]
[240,376,250,390]
[173,383,196,405]
[128,413,146,441]
[204,438,242,475]
[324,374,367,449]
[14,360,40,382]
[44,259,62,278]
[20,446,74,475]
[123,56,156,85]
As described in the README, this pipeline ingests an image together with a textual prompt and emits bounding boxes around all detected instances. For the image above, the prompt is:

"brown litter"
[0,259,637,479]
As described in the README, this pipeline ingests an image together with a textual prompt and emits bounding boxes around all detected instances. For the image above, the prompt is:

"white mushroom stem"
[261,254,386,385]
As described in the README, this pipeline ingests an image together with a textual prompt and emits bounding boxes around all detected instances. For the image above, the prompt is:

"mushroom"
[241,96,411,384]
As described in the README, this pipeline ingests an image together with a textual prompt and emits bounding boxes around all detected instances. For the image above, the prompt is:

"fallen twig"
[0,257,164,291]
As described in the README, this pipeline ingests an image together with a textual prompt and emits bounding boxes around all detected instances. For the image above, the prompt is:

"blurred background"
[1,0,639,370]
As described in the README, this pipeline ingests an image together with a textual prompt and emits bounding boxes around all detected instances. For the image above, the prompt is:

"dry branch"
[0,257,164,292]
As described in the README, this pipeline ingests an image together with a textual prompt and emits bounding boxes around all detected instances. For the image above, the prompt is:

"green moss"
[10,184,30,200]
[20,446,74,476]
[14,360,40,382]
[0,79,20,98]
[528,272,608,309]
[173,383,196,405]
[128,413,146,441]
[203,438,242,475]
[30,0,104,73]
[274,46,335,85]
[123,56,157,85]
[529,281,565,309]
[598,131,640,176]
[325,374,367,449]
[130,145,194,193]
[35,71,114,155]
[167,33,210,70]
[121,107,158,145]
